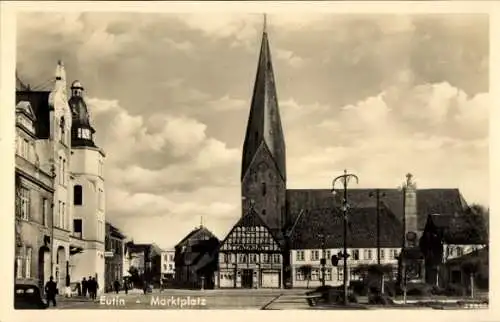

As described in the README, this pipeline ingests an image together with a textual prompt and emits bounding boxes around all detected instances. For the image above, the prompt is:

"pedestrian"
[44,276,57,307]
[124,279,128,295]
[87,276,93,299]
[94,277,99,299]
[159,278,164,293]
[82,277,87,297]
[113,279,120,294]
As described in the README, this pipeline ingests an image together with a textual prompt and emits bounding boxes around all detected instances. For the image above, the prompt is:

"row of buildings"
[14,63,176,294]
[170,22,489,291]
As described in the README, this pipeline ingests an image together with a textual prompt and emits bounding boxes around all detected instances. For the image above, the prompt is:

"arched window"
[74,185,83,205]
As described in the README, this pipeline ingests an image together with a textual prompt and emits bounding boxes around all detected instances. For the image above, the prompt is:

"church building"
[216,17,486,289]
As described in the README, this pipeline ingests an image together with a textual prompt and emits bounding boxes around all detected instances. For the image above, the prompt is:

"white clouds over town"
[15,11,489,248]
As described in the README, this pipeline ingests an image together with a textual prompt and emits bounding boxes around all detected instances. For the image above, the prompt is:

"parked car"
[14,283,48,309]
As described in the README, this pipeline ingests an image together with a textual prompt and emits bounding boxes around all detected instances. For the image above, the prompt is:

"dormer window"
[261,182,267,196]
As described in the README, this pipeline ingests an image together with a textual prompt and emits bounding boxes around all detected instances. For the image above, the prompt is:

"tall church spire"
[241,15,286,181]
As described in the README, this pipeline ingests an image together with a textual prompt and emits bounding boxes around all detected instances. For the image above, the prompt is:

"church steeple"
[241,15,287,232]
[241,14,286,182]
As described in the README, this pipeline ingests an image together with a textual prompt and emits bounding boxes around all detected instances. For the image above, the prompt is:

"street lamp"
[331,169,359,305]
[368,189,386,265]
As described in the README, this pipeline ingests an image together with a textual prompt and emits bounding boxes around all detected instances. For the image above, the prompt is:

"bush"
[444,284,466,296]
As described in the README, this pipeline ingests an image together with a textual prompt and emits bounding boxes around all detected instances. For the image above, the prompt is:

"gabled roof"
[219,208,285,250]
[290,205,403,249]
[426,213,487,245]
[286,188,468,232]
[175,226,219,249]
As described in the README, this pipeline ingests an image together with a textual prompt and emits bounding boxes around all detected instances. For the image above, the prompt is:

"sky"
[16,12,489,249]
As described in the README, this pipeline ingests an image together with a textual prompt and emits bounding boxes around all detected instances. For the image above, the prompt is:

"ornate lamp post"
[331,169,359,305]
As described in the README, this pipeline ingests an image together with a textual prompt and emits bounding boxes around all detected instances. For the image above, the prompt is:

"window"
[16,248,23,279]
[262,182,266,196]
[296,268,305,281]
[326,250,331,260]
[311,250,320,261]
[325,268,332,281]
[366,249,373,260]
[60,117,65,144]
[262,209,266,216]
[58,156,63,185]
[61,202,65,229]
[262,253,269,263]
[62,159,66,185]
[352,249,360,260]
[74,185,83,205]
[337,268,343,281]
[17,186,30,220]
[169,255,174,262]
[296,250,305,261]
[42,198,48,226]
[311,268,320,281]
[163,264,167,271]
[380,249,385,260]
[391,249,399,259]
[238,254,247,264]
[74,219,82,238]
[456,247,463,257]
[25,247,32,278]
[23,138,29,159]
[168,264,173,270]
[273,254,281,264]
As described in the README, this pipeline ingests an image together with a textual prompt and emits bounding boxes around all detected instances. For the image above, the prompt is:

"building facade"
[217,209,283,288]
[67,79,106,293]
[161,249,175,281]
[15,61,107,294]
[174,226,219,289]
[125,242,163,287]
[104,222,126,291]
[14,101,55,292]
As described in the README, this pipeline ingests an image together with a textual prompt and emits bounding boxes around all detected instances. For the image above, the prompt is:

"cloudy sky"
[16,12,489,249]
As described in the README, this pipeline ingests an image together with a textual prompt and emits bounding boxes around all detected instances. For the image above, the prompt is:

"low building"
[174,225,219,289]
[217,209,284,288]
[161,249,175,281]
[420,212,488,287]
[442,246,488,291]
[289,206,402,288]
[125,242,163,287]
[104,222,126,291]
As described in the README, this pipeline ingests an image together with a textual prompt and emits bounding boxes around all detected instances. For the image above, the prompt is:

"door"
[261,271,280,288]
[241,269,253,288]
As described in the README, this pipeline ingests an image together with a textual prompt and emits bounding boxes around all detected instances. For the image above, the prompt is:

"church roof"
[241,23,286,181]
[286,188,468,233]
[289,205,403,249]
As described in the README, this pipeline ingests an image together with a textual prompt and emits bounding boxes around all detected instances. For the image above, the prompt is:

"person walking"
[44,276,57,307]
[124,279,129,295]
[87,276,93,299]
[81,277,87,298]
[113,279,120,294]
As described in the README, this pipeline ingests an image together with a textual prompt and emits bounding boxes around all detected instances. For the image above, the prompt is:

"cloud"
[274,48,305,68]
[207,95,247,112]
[282,82,488,206]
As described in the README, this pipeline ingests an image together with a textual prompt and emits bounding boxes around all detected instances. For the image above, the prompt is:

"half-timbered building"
[217,209,284,288]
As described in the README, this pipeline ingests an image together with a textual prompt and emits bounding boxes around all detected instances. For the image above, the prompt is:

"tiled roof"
[289,205,403,249]
[286,188,468,232]
[426,213,487,245]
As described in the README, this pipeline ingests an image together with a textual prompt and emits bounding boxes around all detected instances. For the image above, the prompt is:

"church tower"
[241,16,287,233]
[68,80,106,293]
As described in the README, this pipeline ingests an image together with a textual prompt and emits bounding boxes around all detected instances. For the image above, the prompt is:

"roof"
[106,222,126,239]
[16,91,52,139]
[125,242,163,257]
[219,208,285,250]
[290,205,403,249]
[175,226,219,249]
[426,213,487,244]
[241,27,286,181]
[286,188,468,232]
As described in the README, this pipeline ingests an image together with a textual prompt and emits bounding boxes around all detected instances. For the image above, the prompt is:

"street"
[50,289,488,310]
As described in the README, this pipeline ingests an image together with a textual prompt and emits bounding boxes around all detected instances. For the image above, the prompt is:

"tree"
[299,265,313,289]
[352,264,394,294]
[462,260,480,298]
[470,203,489,235]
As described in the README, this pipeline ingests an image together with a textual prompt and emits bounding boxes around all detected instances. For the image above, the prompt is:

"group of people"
[113,279,129,294]
[81,276,99,300]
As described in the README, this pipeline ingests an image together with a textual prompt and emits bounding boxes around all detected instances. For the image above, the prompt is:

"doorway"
[241,269,253,288]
